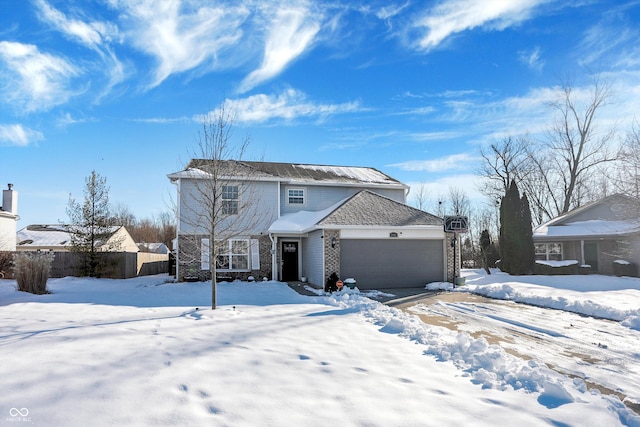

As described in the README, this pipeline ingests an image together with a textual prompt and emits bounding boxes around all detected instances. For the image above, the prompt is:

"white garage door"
[340,239,444,289]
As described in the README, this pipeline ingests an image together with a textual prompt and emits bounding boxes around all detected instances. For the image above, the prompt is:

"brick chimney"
[2,183,18,215]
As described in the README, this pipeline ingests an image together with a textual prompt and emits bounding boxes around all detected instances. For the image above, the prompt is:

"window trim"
[215,238,250,272]
[286,187,306,206]
[221,184,239,215]
[535,242,563,261]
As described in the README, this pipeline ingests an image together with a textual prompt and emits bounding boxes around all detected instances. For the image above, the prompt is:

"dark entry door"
[584,242,599,271]
[282,241,299,281]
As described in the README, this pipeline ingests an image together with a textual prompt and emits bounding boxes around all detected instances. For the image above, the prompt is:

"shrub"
[613,260,638,277]
[0,251,14,279]
[533,260,579,275]
[14,251,55,294]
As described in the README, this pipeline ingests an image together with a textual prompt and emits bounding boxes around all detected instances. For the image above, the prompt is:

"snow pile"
[460,270,640,330]
[323,290,640,426]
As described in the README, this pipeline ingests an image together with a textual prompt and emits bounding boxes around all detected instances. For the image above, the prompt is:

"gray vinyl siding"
[280,185,405,215]
[302,230,324,287]
[340,239,444,289]
[179,179,278,235]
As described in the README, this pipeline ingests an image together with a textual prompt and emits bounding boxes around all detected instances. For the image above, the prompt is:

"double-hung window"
[287,187,306,206]
[535,243,563,261]
[222,185,239,215]
[216,239,249,271]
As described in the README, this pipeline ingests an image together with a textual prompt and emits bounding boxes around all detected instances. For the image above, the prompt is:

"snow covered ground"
[1,272,639,426]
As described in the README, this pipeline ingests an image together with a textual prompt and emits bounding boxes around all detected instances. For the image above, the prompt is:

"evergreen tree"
[65,170,119,277]
[480,229,492,274]
[499,180,535,275]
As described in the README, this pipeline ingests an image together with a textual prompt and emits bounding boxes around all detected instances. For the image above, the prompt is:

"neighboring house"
[533,194,640,275]
[137,242,170,254]
[16,224,139,253]
[169,160,451,289]
[0,184,18,251]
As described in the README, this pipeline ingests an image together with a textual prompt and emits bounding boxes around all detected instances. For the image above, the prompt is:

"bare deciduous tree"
[411,183,430,210]
[537,76,617,216]
[615,121,640,198]
[478,135,531,200]
[177,103,266,309]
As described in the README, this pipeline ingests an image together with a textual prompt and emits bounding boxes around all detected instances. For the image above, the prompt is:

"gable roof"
[169,160,407,189]
[318,190,441,227]
[533,194,640,240]
[268,190,441,234]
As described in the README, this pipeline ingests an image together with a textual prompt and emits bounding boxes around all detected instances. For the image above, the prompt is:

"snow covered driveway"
[402,292,640,408]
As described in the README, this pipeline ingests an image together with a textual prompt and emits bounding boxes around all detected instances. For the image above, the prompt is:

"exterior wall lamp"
[331,237,337,248]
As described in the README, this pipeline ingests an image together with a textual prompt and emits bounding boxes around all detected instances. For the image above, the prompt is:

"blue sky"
[1,0,640,228]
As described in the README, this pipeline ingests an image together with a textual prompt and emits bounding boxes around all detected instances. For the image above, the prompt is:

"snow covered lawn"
[1,273,639,426]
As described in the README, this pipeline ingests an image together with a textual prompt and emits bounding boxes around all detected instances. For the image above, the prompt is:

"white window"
[535,243,563,261]
[287,187,306,206]
[216,239,249,271]
[222,185,239,215]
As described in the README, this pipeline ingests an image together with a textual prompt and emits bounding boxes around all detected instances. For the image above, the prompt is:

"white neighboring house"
[16,224,139,253]
[0,184,18,251]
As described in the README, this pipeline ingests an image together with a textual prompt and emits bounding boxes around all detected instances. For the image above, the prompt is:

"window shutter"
[201,238,210,270]
[250,239,260,270]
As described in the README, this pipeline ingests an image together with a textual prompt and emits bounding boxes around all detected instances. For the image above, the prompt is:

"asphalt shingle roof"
[185,160,405,187]
[318,190,442,227]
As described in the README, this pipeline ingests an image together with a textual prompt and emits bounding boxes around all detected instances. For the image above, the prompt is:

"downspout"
[269,233,277,281]
[580,240,585,266]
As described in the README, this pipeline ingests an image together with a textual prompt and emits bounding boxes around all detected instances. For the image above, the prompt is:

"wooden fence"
[4,251,169,279]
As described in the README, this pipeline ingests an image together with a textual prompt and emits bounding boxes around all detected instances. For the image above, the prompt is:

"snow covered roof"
[137,242,169,254]
[533,219,640,240]
[17,224,122,248]
[268,190,441,234]
[170,160,407,188]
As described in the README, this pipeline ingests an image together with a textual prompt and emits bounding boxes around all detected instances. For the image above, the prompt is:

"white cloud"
[239,6,321,93]
[109,0,248,89]
[0,124,44,146]
[205,89,361,124]
[0,41,80,112]
[518,46,544,71]
[413,0,547,51]
[34,0,125,95]
[35,0,118,47]
[390,152,481,172]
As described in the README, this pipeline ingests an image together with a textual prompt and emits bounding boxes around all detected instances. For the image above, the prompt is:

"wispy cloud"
[239,6,322,93]
[412,0,548,51]
[0,124,44,146]
[0,41,80,112]
[34,0,118,48]
[111,0,247,89]
[205,89,361,124]
[518,46,544,71]
[34,0,125,98]
[390,152,481,172]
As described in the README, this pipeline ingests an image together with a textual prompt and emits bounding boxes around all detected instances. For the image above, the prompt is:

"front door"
[281,241,299,281]
[584,242,599,271]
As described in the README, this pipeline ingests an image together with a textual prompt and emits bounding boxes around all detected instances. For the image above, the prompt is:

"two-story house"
[168,160,449,290]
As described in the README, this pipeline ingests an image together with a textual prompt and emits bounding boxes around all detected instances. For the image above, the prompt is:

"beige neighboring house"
[0,184,19,251]
[16,224,139,253]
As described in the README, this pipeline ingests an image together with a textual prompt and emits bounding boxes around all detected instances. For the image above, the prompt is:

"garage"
[339,239,445,289]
